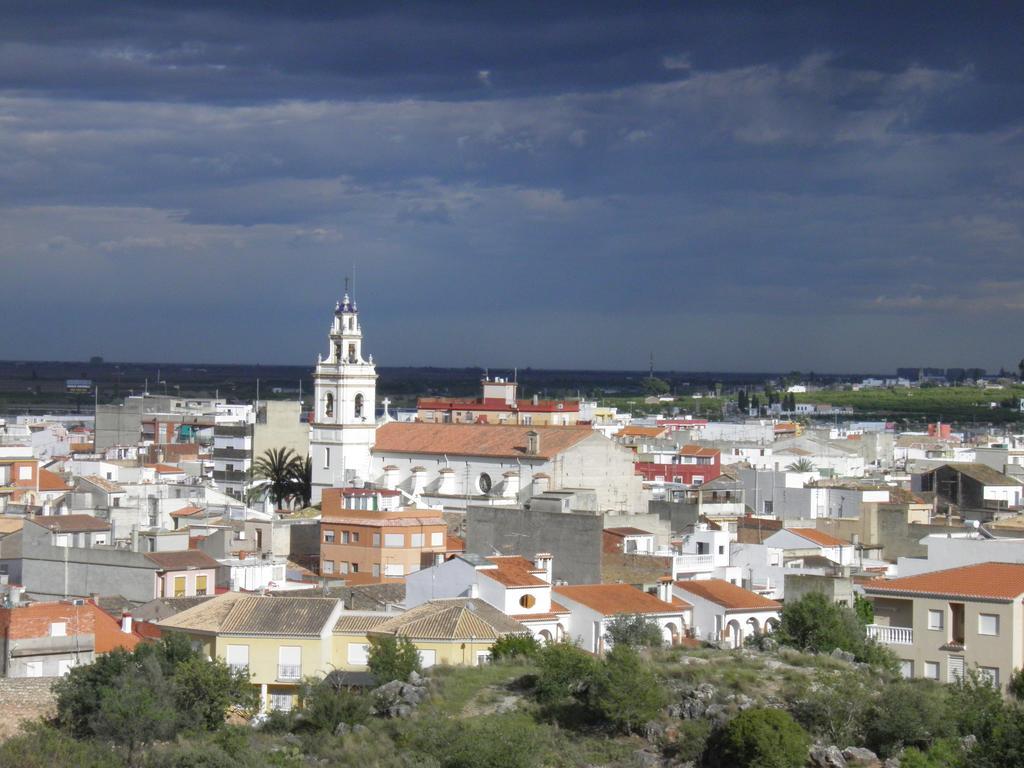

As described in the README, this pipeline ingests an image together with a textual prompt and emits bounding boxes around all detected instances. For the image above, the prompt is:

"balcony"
[672,553,715,574]
[867,624,913,645]
[277,664,301,681]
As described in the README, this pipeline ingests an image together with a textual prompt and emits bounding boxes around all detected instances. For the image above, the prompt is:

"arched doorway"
[746,617,761,637]
[662,622,680,646]
[726,619,743,649]
[538,629,553,644]
[765,617,780,633]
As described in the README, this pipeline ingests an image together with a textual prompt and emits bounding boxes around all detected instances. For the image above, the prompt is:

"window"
[58,659,75,676]
[226,645,249,673]
[900,660,913,678]
[519,594,536,609]
[430,531,444,547]
[270,693,293,712]
[24,661,43,678]
[322,560,334,575]
[383,563,404,577]
[324,447,330,469]
[477,473,492,494]
[278,646,301,680]
[341,531,350,544]
[50,622,67,637]
[979,614,1000,636]
[476,651,491,666]
[347,344,356,363]
[55,534,69,547]
[173,576,186,597]
[763,500,774,514]
[324,530,335,544]
[410,533,424,547]
[325,393,334,418]
[927,609,944,630]
[195,575,208,596]
[226,463,234,472]
[384,533,403,548]
[351,562,359,573]
[924,661,940,680]
[352,532,360,543]
[18,465,32,481]
[338,561,348,575]
[372,563,380,577]
[418,649,436,668]
[718,546,725,555]
[348,643,370,665]
[978,666,1000,687]
[372,533,381,547]
[354,394,364,419]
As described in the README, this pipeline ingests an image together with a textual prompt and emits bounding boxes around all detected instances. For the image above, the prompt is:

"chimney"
[9,586,24,606]
[526,431,540,456]
[121,611,133,634]
[469,583,479,598]
[532,394,539,406]
[502,470,520,499]
[657,576,673,603]
[532,472,550,495]
[383,465,400,491]
[131,527,140,553]
[534,553,553,583]
[411,467,427,496]
[437,467,457,495]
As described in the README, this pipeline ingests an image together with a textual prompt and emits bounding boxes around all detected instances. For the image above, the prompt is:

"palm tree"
[287,455,313,509]
[786,458,816,473]
[252,447,301,508]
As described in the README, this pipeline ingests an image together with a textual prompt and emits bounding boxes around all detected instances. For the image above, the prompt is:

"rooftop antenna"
[649,352,654,379]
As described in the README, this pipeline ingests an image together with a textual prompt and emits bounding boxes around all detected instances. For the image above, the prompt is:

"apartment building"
[863,562,1024,687]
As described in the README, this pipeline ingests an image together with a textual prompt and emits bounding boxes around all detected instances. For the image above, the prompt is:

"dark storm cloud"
[0,2,1022,371]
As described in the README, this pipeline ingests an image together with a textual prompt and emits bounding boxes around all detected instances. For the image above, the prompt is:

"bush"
[294,679,371,733]
[533,640,598,705]
[604,614,665,649]
[704,708,810,768]
[0,721,124,768]
[586,644,667,733]
[1008,668,1024,702]
[863,680,953,757]
[489,635,542,661]
[368,636,422,684]
[776,592,896,670]
[436,713,542,768]
[948,669,1006,742]
[789,668,874,746]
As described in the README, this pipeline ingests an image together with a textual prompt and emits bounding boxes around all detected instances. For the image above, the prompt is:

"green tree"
[251,447,302,508]
[368,635,422,684]
[604,613,664,648]
[642,377,671,396]
[776,592,894,668]
[294,678,372,734]
[863,680,953,757]
[790,668,874,747]
[534,640,598,705]
[948,669,1006,743]
[288,455,313,508]
[853,594,874,625]
[489,634,541,661]
[90,657,178,767]
[737,390,750,412]
[704,708,810,768]
[173,655,257,731]
[586,644,667,734]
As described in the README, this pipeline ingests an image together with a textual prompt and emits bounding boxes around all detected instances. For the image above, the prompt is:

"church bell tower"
[310,292,377,502]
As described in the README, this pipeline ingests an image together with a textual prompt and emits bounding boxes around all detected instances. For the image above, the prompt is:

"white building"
[310,294,377,502]
[672,578,780,648]
[763,527,857,566]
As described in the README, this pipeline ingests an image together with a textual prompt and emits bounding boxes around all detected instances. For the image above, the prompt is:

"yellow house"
[364,597,532,668]
[156,593,344,712]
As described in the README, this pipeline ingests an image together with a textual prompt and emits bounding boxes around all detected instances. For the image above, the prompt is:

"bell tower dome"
[310,291,377,502]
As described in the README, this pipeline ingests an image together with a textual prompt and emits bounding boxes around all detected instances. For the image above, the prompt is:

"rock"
[644,721,665,744]
[830,648,857,663]
[352,724,369,734]
[842,746,881,767]
[408,670,423,685]
[633,748,663,767]
[809,744,847,768]
[882,759,900,768]
[961,734,977,752]
[334,722,350,736]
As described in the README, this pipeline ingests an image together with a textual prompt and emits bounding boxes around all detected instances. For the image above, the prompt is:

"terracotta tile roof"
[92,604,142,653]
[369,598,530,641]
[0,517,24,535]
[604,526,653,537]
[322,513,446,528]
[170,505,205,518]
[220,596,340,636]
[553,584,686,616]
[787,528,849,547]
[144,550,220,571]
[81,475,124,493]
[678,445,720,457]
[147,463,184,474]
[69,442,94,453]
[32,514,111,533]
[333,613,395,633]
[373,422,594,460]
[155,592,250,633]
[38,469,71,492]
[673,579,781,611]
[482,556,549,588]
[511,599,571,621]
[862,562,1024,601]
[446,534,466,552]
[615,426,668,438]
[933,463,1023,487]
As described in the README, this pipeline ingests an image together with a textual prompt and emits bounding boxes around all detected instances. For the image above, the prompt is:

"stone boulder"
[808,744,847,768]
[842,746,881,767]
[371,676,430,718]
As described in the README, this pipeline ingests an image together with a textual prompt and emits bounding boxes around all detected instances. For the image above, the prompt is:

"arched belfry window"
[348,344,356,363]
[354,393,364,419]
[325,393,334,418]
[348,317,354,331]
[334,343,342,361]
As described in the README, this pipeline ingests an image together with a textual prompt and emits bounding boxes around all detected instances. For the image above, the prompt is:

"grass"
[422,660,535,718]
[795,385,1024,424]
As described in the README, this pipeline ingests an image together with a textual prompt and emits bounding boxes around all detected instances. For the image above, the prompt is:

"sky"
[1,2,1022,373]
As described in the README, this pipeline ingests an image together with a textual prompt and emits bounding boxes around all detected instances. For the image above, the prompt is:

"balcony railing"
[673,554,715,572]
[277,664,301,681]
[866,624,913,645]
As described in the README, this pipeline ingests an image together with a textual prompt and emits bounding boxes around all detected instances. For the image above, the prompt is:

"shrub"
[776,592,896,670]
[703,708,810,768]
[436,713,542,768]
[294,679,371,733]
[490,634,542,661]
[948,669,1006,742]
[863,680,953,757]
[604,614,665,648]
[533,640,598,705]
[587,644,667,733]
[368,635,423,684]
[1008,668,1024,702]
[789,668,874,746]
[0,721,124,768]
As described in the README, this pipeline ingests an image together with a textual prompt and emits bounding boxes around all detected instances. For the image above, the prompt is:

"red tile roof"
[38,468,71,492]
[788,528,849,548]
[862,562,1024,601]
[144,550,220,571]
[482,556,549,588]
[615,426,668,439]
[678,445,720,458]
[553,584,688,616]
[32,514,111,533]
[373,422,594,460]
[673,579,781,611]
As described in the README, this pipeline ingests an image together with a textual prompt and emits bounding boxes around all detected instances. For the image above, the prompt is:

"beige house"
[863,562,1024,688]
